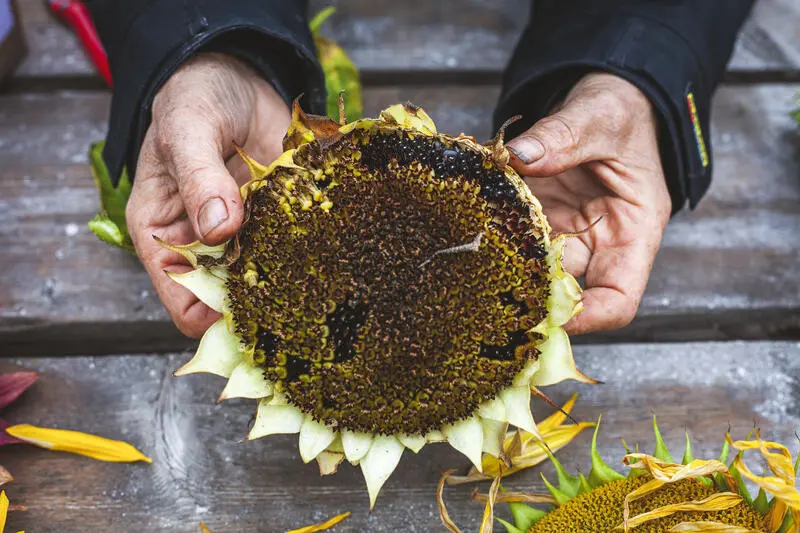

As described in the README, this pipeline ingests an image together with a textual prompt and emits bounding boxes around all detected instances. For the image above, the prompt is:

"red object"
[48,0,112,86]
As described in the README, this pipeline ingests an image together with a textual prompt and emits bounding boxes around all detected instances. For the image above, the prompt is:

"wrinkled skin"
[126,53,290,337]
[506,73,671,334]
[127,54,670,338]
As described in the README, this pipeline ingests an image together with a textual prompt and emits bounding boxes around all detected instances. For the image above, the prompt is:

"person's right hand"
[126,52,291,338]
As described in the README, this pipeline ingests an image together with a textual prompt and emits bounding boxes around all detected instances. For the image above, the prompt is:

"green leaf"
[88,214,133,251]
[310,7,363,123]
[88,141,134,251]
[309,6,336,36]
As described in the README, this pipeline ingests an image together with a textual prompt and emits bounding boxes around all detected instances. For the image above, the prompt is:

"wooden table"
[0,1,798,531]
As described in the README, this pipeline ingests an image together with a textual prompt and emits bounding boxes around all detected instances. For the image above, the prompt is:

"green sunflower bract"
[451,418,799,533]
[161,101,592,508]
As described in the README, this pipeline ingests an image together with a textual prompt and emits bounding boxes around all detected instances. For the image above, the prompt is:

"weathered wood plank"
[0,341,797,532]
[11,0,800,86]
[1,85,798,356]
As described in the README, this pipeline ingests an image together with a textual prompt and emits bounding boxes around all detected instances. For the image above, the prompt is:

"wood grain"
[0,341,797,532]
[1,84,798,356]
[10,0,800,88]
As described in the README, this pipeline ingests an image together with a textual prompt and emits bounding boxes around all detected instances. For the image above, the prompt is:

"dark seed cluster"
[226,125,551,435]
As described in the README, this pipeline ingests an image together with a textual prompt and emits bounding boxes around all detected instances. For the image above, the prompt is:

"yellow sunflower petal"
[730,440,800,518]
[623,454,732,484]
[285,512,350,533]
[437,470,464,533]
[478,473,502,533]
[481,422,595,479]
[536,393,578,434]
[668,521,764,532]
[5,424,151,463]
[0,491,7,532]
[730,434,798,484]
[620,493,744,531]
[199,524,213,533]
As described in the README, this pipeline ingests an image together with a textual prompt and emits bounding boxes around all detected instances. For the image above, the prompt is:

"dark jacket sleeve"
[84,0,326,185]
[494,0,754,213]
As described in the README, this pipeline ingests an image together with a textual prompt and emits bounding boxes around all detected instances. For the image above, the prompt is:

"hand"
[506,72,672,335]
[126,52,291,337]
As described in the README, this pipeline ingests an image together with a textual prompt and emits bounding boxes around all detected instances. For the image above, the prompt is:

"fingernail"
[198,197,228,237]
[507,138,545,164]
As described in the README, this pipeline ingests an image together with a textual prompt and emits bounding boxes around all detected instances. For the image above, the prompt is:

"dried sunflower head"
[455,419,800,533]
[162,101,593,507]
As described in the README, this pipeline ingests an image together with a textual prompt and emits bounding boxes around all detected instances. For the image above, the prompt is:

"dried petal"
[437,470,464,533]
[0,465,12,487]
[668,521,764,532]
[5,424,151,463]
[620,492,744,531]
[285,512,350,533]
[479,473,502,533]
[0,372,39,410]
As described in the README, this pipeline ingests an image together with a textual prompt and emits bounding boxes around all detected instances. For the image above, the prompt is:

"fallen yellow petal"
[285,512,350,533]
[536,393,578,434]
[668,521,765,532]
[5,424,152,463]
[481,422,594,478]
[0,491,7,533]
[619,493,744,531]
[200,524,213,533]
[472,489,555,506]
[479,473,501,533]
[438,470,465,533]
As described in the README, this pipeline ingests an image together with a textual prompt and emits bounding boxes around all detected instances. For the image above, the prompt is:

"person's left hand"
[506,72,672,335]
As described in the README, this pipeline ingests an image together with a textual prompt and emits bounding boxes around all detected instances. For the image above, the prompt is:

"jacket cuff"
[494,13,715,213]
[101,1,325,185]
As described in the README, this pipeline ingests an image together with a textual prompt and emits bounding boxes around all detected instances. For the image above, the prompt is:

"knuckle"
[614,298,639,329]
[539,115,580,151]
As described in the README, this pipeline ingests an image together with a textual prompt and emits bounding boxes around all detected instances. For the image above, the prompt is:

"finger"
[506,101,614,177]
[127,153,220,338]
[155,112,244,245]
[563,233,658,335]
[135,213,221,338]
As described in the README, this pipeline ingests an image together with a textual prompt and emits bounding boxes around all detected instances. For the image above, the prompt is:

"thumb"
[159,118,245,245]
[506,102,608,177]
